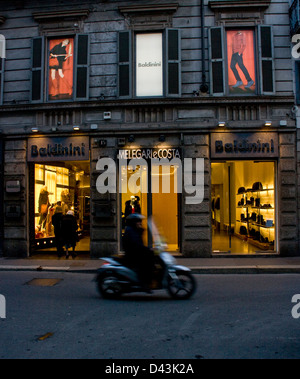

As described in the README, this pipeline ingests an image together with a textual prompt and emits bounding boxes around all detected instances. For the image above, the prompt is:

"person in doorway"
[230,31,254,89]
[61,210,78,259]
[123,214,155,292]
[52,205,64,258]
[134,196,141,214]
[38,186,50,230]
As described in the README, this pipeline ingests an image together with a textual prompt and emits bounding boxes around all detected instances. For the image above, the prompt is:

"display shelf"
[236,183,275,249]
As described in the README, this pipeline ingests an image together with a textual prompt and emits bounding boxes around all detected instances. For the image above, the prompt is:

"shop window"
[34,163,90,252]
[211,161,276,254]
[31,34,90,103]
[209,26,275,96]
[118,29,181,98]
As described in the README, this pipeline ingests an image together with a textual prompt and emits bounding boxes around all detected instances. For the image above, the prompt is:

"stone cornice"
[0,96,295,114]
[119,3,179,15]
[32,9,90,22]
[209,0,271,11]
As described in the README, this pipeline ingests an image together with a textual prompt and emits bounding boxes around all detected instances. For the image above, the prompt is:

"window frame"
[30,33,90,104]
[118,28,181,99]
[209,25,275,97]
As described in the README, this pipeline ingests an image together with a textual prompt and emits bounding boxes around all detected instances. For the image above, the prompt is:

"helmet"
[126,213,145,227]
[126,214,145,221]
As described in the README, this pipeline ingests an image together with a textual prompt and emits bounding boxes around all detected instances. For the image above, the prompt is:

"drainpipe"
[200,0,209,93]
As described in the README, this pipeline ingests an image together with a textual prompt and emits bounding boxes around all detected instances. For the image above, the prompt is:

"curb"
[1,265,300,274]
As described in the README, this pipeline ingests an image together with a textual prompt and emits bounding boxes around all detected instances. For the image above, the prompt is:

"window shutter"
[0,58,4,105]
[166,29,181,97]
[75,34,90,100]
[209,27,225,95]
[31,37,44,103]
[118,31,132,98]
[258,26,275,94]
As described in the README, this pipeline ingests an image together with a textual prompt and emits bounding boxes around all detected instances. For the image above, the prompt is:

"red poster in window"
[227,30,256,94]
[48,38,74,100]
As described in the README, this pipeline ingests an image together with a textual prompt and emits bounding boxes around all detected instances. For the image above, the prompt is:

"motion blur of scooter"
[96,216,196,300]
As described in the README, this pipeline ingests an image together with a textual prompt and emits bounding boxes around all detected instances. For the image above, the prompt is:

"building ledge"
[119,3,178,15]
[209,0,271,11]
[32,9,90,22]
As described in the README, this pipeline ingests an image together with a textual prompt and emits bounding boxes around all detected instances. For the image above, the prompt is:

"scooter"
[95,218,196,300]
[96,251,196,300]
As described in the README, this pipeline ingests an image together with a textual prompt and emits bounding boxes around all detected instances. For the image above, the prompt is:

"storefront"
[118,147,182,254]
[210,132,279,255]
[27,136,91,255]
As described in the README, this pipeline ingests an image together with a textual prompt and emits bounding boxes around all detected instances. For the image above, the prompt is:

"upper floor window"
[31,34,89,103]
[118,29,181,98]
[209,26,275,96]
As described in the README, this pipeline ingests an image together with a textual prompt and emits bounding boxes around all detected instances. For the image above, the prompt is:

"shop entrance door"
[211,161,276,254]
[121,164,180,254]
[31,161,90,255]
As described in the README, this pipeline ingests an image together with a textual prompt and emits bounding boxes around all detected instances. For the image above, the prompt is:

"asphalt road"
[0,271,300,359]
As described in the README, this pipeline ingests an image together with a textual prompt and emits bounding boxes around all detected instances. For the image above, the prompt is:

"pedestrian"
[61,210,78,259]
[51,205,64,258]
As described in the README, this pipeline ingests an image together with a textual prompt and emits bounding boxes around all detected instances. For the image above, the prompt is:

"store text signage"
[28,137,90,162]
[211,133,279,159]
[118,148,182,160]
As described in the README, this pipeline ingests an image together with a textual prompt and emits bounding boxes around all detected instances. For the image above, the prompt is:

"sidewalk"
[1,255,300,274]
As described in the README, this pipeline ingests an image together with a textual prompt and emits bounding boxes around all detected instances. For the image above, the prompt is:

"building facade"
[0,0,298,258]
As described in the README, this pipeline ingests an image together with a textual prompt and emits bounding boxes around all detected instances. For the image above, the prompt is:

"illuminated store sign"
[211,133,279,159]
[136,33,163,97]
[118,148,181,160]
[28,137,90,162]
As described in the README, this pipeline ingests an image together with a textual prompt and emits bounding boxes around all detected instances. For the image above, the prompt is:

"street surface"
[0,271,300,359]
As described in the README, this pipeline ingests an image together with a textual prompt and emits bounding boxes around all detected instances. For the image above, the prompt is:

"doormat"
[25,278,62,287]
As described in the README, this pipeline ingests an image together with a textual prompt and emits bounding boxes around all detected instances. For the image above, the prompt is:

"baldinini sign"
[27,137,90,162]
[211,133,279,159]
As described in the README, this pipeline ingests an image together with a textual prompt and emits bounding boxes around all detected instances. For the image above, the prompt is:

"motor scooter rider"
[123,214,155,292]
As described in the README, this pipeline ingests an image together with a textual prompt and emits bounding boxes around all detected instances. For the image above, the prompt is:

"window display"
[34,163,90,251]
[48,37,74,101]
[212,161,276,254]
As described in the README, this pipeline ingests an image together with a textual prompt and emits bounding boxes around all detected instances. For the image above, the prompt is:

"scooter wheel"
[97,274,123,299]
[167,272,196,300]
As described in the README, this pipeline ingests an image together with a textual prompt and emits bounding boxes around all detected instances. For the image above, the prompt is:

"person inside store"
[134,196,141,214]
[52,203,64,258]
[38,186,50,230]
[61,210,78,259]
[123,214,155,293]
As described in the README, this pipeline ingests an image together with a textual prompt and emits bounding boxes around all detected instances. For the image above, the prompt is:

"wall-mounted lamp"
[73,126,80,131]
[218,121,226,128]
[128,135,135,143]
[31,127,39,133]
[265,121,272,127]
[159,134,166,142]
